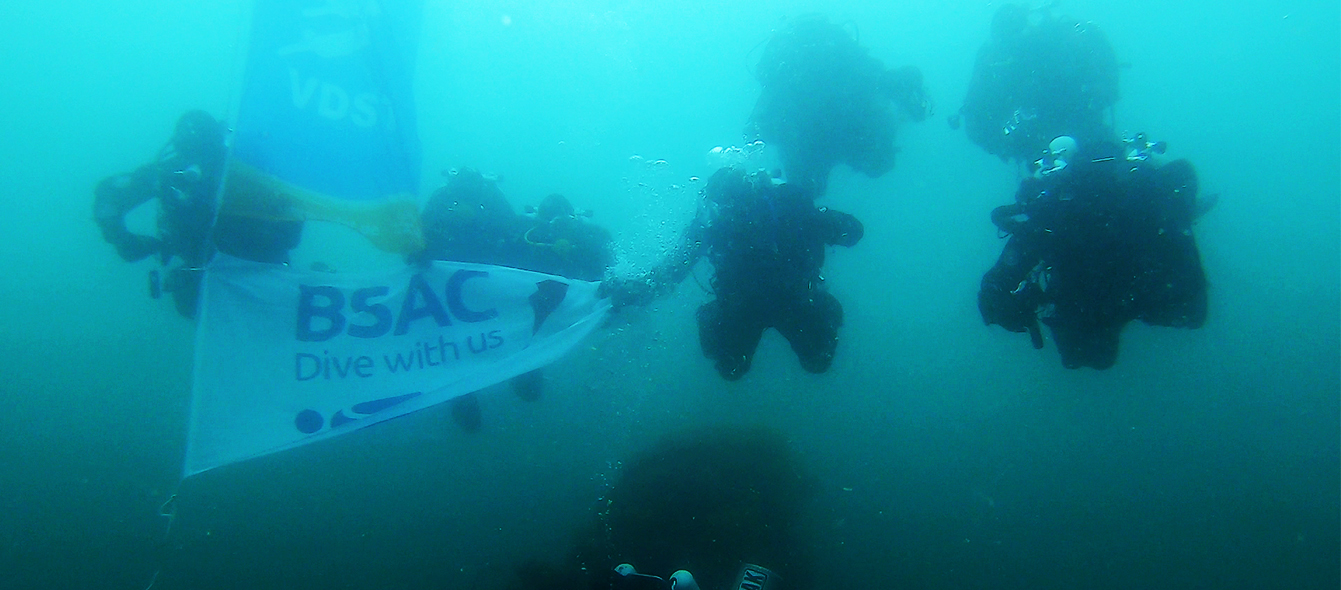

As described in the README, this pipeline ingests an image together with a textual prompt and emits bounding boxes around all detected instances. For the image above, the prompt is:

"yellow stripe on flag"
[221,161,424,255]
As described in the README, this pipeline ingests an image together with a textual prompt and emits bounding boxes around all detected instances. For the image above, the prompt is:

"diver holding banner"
[183,0,612,476]
[93,110,303,318]
[187,254,610,476]
[95,0,432,319]
[94,1,615,477]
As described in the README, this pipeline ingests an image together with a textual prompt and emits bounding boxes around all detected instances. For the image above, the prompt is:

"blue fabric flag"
[225,0,425,253]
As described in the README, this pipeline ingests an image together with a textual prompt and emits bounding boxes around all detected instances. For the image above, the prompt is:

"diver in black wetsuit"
[520,193,614,283]
[419,169,615,429]
[93,110,303,318]
[746,14,929,195]
[952,3,1121,165]
[94,111,224,268]
[419,170,615,284]
[978,135,1208,369]
[420,168,528,269]
[607,166,863,380]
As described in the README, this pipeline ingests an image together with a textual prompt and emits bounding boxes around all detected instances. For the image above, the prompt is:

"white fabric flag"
[185,254,611,477]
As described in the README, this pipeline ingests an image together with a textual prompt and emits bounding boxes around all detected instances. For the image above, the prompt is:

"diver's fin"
[1193,192,1219,221]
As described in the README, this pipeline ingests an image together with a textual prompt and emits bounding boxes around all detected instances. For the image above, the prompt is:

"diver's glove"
[114,232,165,263]
[980,284,1037,333]
[820,208,864,247]
[990,203,1030,236]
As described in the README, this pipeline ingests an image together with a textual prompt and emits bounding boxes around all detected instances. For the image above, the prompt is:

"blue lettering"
[351,92,379,127]
[423,339,441,366]
[354,356,374,378]
[384,350,415,373]
[394,274,452,335]
[295,351,372,380]
[295,353,322,381]
[467,332,490,354]
[438,335,460,361]
[328,355,353,378]
[289,68,318,109]
[297,285,345,342]
[446,270,498,322]
[297,274,501,342]
[317,82,349,120]
[347,286,392,338]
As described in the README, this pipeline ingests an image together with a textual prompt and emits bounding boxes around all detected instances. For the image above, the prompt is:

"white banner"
[185,255,611,477]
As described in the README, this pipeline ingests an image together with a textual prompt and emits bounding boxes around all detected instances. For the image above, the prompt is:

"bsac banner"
[185,255,611,477]
[222,0,425,253]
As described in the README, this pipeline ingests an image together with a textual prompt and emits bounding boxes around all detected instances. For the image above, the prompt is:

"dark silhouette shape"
[93,110,302,318]
[978,140,1208,369]
[747,14,929,194]
[419,169,615,430]
[955,4,1121,164]
[449,393,482,433]
[606,167,862,380]
[503,427,818,590]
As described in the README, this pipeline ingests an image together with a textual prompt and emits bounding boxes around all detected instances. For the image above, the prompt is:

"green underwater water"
[0,1,1336,589]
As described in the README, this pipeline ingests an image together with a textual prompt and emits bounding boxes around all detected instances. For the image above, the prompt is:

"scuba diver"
[952,3,1121,165]
[520,193,614,283]
[419,170,614,284]
[419,169,615,429]
[605,166,863,380]
[94,110,222,269]
[94,111,303,318]
[978,135,1209,369]
[419,168,528,269]
[746,14,930,195]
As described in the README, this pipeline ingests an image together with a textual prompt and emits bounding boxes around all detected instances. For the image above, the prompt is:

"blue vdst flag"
[179,1,615,480]
[225,0,425,253]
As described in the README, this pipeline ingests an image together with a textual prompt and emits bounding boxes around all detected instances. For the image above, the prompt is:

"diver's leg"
[450,392,482,433]
[778,291,843,374]
[1085,322,1122,371]
[511,368,544,402]
[1045,319,1085,370]
[1140,235,1208,329]
[1048,317,1121,370]
[697,299,765,381]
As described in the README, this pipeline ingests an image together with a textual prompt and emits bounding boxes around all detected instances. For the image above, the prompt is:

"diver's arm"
[989,203,1030,236]
[649,221,706,290]
[817,207,863,247]
[991,176,1051,236]
[978,236,1045,349]
[93,164,165,262]
[602,219,705,308]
